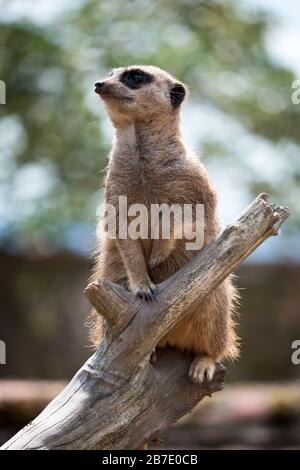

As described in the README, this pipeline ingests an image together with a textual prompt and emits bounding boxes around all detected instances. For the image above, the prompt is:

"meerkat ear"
[170,83,186,107]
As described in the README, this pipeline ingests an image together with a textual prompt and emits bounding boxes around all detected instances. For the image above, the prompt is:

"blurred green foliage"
[1,0,299,250]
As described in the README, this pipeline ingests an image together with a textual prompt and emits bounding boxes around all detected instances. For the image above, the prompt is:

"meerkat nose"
[95,81,105,93]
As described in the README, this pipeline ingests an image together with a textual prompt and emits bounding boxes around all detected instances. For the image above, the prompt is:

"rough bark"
[1,193,290,450]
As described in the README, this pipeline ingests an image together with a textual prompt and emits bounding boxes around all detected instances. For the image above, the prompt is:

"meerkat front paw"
[130,279,158,301]
[188,356,216,383]
[136,285,157,301]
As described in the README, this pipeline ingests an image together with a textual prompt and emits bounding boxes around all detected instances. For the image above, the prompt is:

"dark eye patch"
[120,69,152,89]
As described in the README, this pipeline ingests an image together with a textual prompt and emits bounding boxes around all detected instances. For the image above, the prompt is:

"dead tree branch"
[1,193,289,450]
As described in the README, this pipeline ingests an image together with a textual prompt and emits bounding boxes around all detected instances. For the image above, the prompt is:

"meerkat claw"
[136,285,157,301]
[149,286,158,299]
[188,356,216,384]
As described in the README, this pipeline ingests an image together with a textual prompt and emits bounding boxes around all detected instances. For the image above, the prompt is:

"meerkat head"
[94,65,187,126]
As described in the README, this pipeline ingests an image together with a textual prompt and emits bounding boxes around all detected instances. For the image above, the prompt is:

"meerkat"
[89,65,239,383]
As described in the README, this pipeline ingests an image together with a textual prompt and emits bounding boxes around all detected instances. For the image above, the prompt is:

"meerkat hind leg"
[189,355,216,383]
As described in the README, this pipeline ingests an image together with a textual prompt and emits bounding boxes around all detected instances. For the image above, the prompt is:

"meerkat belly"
[142,238,152,260]
[157,310,204,354]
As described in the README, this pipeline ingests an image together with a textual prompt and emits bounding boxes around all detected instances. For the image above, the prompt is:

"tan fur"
[88,65,239,381]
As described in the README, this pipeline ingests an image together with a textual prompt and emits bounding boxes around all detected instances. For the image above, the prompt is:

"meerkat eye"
[133,71,143,82]
[120,69,152,89]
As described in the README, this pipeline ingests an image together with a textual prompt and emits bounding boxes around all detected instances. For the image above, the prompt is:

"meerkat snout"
[94,81,105,93]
